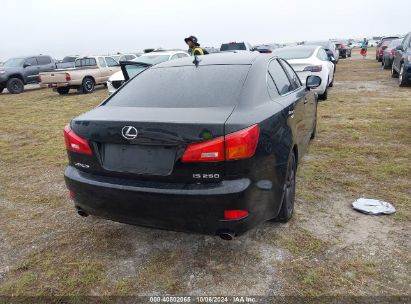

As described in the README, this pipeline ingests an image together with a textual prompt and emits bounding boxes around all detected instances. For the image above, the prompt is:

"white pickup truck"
[39,56,120,94]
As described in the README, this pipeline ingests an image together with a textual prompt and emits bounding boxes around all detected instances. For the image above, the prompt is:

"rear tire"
[310,103,317,140]
[276,152,296,222]
[399,64,408,87]
[57,87,70,95]
[6,78,24,94]
[391,64,399,78]
[318,87,328,101]
[0,85,4,94]
[81,77,95,94]
[383,58,391,69]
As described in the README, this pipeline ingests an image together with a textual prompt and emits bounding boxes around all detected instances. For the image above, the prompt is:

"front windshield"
[273,48,315,59]
[135,55,170,65]
[3,58,25,68]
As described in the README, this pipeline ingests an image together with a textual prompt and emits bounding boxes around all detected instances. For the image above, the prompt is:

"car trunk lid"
[71,105,234,178]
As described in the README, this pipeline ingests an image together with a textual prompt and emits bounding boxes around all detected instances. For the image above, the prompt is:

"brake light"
[181,124,260,162]
[224,210,249,220]
[225,124,260,160]
[303,65,322,72]
[390,50,395,55]
[64,124,92,155]
[181,137,224,162]
[65,73,71,81]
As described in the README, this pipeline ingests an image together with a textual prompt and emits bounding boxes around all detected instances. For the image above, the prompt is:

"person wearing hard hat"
[184,35,208,56]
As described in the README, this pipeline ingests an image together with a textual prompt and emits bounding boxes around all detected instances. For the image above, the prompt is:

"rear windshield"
[389,39,402,48]
[273,48,315,59]
[220,43,247,51]
[105,65,250,108]
[75,58,97,67]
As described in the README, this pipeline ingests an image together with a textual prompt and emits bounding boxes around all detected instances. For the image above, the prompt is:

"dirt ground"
[0,48,410,298]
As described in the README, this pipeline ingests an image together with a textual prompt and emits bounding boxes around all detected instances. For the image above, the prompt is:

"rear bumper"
[64,166,279,235]
[40,82,69,88]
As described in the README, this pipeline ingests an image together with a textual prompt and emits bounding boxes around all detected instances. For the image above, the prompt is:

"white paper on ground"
[352,198,396,215]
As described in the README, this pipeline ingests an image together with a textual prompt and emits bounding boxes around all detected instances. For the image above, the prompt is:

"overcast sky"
[0,0,408,60]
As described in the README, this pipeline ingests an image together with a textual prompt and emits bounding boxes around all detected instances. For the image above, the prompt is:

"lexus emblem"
[121,126,138,140]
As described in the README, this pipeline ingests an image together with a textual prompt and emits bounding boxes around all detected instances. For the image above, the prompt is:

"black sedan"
[64,53,321,239]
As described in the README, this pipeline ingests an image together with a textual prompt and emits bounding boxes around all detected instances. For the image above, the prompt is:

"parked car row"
[0,52,141,94]
[389,32,411,87]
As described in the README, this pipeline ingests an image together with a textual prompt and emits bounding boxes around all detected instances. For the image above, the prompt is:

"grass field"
[0,49,410,298]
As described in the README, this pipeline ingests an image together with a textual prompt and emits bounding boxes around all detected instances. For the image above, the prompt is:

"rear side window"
[268,60,293,95]
[105,65,250,108]
[37,56,51,65]
[105,57,118,67]
[25,57,38,66]
[98,57,107,67]
[76,58,97,67]
[280,59,301,89]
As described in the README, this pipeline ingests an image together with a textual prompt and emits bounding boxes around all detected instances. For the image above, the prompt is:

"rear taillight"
[181,137,224,162]
[224,210,249,220]
[225,124,260,160]
[390,50,395,55]
[65,73,71,81]
[64,124,92,155]
[303,65,322,72]
[181,124,260,163]
[69,190,75,199]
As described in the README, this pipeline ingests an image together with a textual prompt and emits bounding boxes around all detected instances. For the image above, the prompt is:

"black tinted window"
[106,65,250,108]
[37,56,51,65]
[268,60,292,95]
[220,43,246,51]
[25,57,38,66]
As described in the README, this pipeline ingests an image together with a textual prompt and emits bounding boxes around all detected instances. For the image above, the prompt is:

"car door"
[23,57,40,83]
[394,35,409,72]
[319,48,334,81]
[268,59,306,153]
[37,56,55,74]
[105,56,120,78]
[97,57,110,82]
[280,59,315,147]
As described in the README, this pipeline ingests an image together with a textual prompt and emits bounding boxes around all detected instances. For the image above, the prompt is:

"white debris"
[352,198,396,215]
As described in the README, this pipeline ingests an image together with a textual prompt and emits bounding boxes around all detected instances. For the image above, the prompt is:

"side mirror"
[306,75,322,90]
[396,45,404,51]
[23,63,31,68]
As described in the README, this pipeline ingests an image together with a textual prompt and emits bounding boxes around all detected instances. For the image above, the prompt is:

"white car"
[107,50,189,94]
[110,54,138,63]
[273,45,335,100]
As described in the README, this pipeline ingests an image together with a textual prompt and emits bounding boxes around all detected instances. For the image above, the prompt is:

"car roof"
[274,45,319,51]
[140,51,186,57]
[154,52,261,68]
